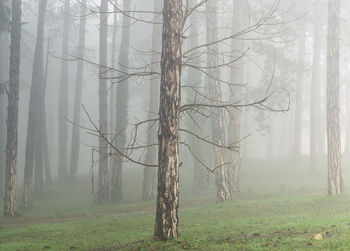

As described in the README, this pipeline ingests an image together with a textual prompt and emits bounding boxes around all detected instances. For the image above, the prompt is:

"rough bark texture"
[110,0,131,202]
[4,0,21,217]
[154,0,182,240]
[22,0,48,208]
[70,0,87,180]
[58,0,70,180]
[97,0,109,203]
[206,0,231,202]
[293,24,306,159]
[327,0,343,196]
[186,0,209,194]
[142,0,162,201]
[310,1,322,174]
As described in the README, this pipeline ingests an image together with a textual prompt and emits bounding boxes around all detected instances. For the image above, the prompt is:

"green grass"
[1,158,350,250]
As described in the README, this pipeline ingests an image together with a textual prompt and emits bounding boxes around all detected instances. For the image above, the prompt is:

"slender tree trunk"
[4,0,21,216]
[58,0,70,180]
[70,0,87,180]
[154,0,182,240]
[110,0,131,202]
[327,0,343,196]
[310,1,322,174]
[0,28,9,198]
[22,0,48,207]
[227,0,245,194]
[109,0,118,180]
[142,0,162,201]
[186,0,209,194]
[206,0,231,202]
[293,25,306,159]
[97,0,109,203]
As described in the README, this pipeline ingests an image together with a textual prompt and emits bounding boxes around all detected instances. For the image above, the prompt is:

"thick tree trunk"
[310,1,322,174]
[154,0,182,240]
[293,25,306,159]
[142,0,162,201]
[70,0,87,180]
[110,0,131,202]
[97,0,109,203]
[22,0,48,207]
[327,0,343,196]
[58,0,70,180]
[206,0,231,202]
[4,0,21,217]
[185,0,209,194]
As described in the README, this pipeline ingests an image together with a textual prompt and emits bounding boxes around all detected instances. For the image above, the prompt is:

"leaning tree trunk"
[142,0,162,201]
[22,0,48,207]
[4,0,21,217]
[310,1,322,174]
[186,0,209,194]
[154,0,182,240]
[97,0,109,203]
[206,0,231,202]
[327,0,343,196]
[293,24,306,159]
[227,0,245,195]
[70,0,87,180]
[110,0,131,202]
[58,0,70,180]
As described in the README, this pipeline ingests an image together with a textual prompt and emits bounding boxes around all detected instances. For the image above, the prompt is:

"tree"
[327,0,343,196]
[310,0,323,174]
[154,0,182,240]
[142,0,162,201]
[22,0,48,208]
[58,0,70,180]
[4,0,21,216]
[206,0,231,202]
[110,0,131,202]
[97,0,109,203]
[70,0,88,180]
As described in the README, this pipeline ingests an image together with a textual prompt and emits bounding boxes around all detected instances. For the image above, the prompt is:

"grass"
[1,157,350,250]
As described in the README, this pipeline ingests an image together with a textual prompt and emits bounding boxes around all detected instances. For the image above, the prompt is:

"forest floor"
[2,158,350,250]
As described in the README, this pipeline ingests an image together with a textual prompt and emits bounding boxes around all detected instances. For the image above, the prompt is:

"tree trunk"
[70,0,87,180]
[22,0,48,207]
[4,0,21,217]
[154,0,182,240]
[327,0,343,196]
[206,0,231,202]
[310,1,322,174]
[110,0,131,202]
[185,0,209,194]
[58,0,70,180]
[142,0,162,201]
[293,24,306,159]
[97,0,109,203]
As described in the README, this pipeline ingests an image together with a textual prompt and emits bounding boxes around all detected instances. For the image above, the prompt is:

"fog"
[1,0,350,249]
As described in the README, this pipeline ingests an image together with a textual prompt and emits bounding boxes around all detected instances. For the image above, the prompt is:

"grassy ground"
[1,158,350,250]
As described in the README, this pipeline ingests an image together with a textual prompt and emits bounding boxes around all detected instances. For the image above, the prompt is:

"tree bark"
[4,0,21,217]
[110,0,131,202]
[310,1,322,174]
[293,24,306,159]
[70,0,87,180]
[97,0,109,203]
[327,0,343,196]
[154,0,182,240]
[22,0,48,207]
[142,0,162,201]
[206,0,231,202]
[58,0,70,180]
